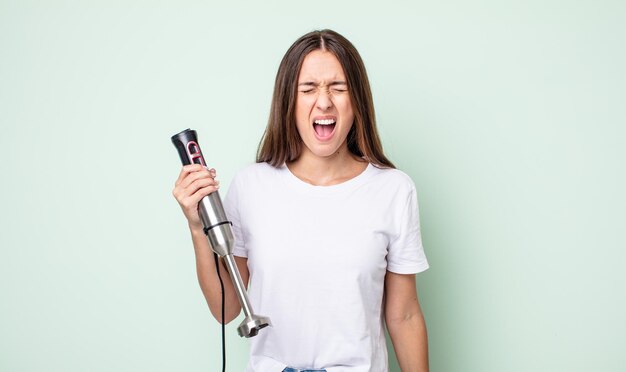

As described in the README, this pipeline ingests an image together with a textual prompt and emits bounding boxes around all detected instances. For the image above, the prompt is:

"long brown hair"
[256,29,395,168]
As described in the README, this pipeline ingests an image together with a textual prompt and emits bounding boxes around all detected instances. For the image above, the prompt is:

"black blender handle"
[171,128,206,166]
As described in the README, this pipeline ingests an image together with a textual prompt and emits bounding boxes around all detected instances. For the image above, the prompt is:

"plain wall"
[1,1,624,371]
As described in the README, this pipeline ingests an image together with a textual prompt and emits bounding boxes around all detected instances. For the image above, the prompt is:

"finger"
[192,184,220,201]
[184,177,220,197]
[173,174,217,201]
[179,168,215,189]
[175,164,210,186]
[173,173,216,202]
[183,184,220,210]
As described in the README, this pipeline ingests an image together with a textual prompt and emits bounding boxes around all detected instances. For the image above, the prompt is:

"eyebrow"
[297,81,348,86]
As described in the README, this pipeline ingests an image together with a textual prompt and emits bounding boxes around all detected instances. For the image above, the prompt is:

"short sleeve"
[386,184,429,274]
[223,173,248,258]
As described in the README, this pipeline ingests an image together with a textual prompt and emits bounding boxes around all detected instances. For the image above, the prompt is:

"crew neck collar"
[278,162,376,196]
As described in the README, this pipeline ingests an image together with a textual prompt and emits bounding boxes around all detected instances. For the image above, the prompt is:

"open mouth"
[313,118,336,138]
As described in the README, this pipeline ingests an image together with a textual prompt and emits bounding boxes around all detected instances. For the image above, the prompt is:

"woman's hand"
[172,164,220,231]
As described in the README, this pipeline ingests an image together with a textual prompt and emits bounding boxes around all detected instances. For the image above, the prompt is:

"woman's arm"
[173,164,248,323]
[190,227,248,323]
[384,271,429,372]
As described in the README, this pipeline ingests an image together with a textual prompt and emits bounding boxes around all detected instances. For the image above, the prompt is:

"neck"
[287,145,367,186]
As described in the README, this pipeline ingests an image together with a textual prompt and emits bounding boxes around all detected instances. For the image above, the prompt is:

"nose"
[316,90,333,111]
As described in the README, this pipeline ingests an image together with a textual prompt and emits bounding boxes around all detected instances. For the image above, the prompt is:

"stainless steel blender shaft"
[222,254,271,337]
[199,192,272,338]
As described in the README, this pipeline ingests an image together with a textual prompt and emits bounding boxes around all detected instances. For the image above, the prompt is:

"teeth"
[314,119,336,125]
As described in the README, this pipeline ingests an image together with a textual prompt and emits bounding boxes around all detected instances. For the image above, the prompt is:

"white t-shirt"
[224,162,429,372]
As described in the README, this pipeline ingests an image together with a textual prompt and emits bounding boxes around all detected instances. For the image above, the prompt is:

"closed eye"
[298,81,348,94]
[329,81,348,93]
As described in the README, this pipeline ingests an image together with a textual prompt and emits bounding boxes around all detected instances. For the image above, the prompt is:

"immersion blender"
[171,128,271,338]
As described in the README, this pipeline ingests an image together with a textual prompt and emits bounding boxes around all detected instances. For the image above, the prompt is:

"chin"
[310,146,343,159]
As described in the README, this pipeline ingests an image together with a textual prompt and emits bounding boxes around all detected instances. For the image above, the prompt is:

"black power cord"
[213,253,226,372]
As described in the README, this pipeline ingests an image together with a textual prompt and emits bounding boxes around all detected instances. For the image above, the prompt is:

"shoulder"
[229,162,284,192]
[232,162,280,181]
[368,165,417,194]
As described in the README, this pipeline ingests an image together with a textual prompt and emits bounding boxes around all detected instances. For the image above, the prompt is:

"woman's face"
[295,50,355,161]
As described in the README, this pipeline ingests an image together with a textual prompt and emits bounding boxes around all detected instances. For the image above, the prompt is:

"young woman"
[173,29,429,372]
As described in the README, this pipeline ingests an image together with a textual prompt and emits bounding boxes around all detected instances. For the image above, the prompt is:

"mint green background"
[1,1,624,371]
